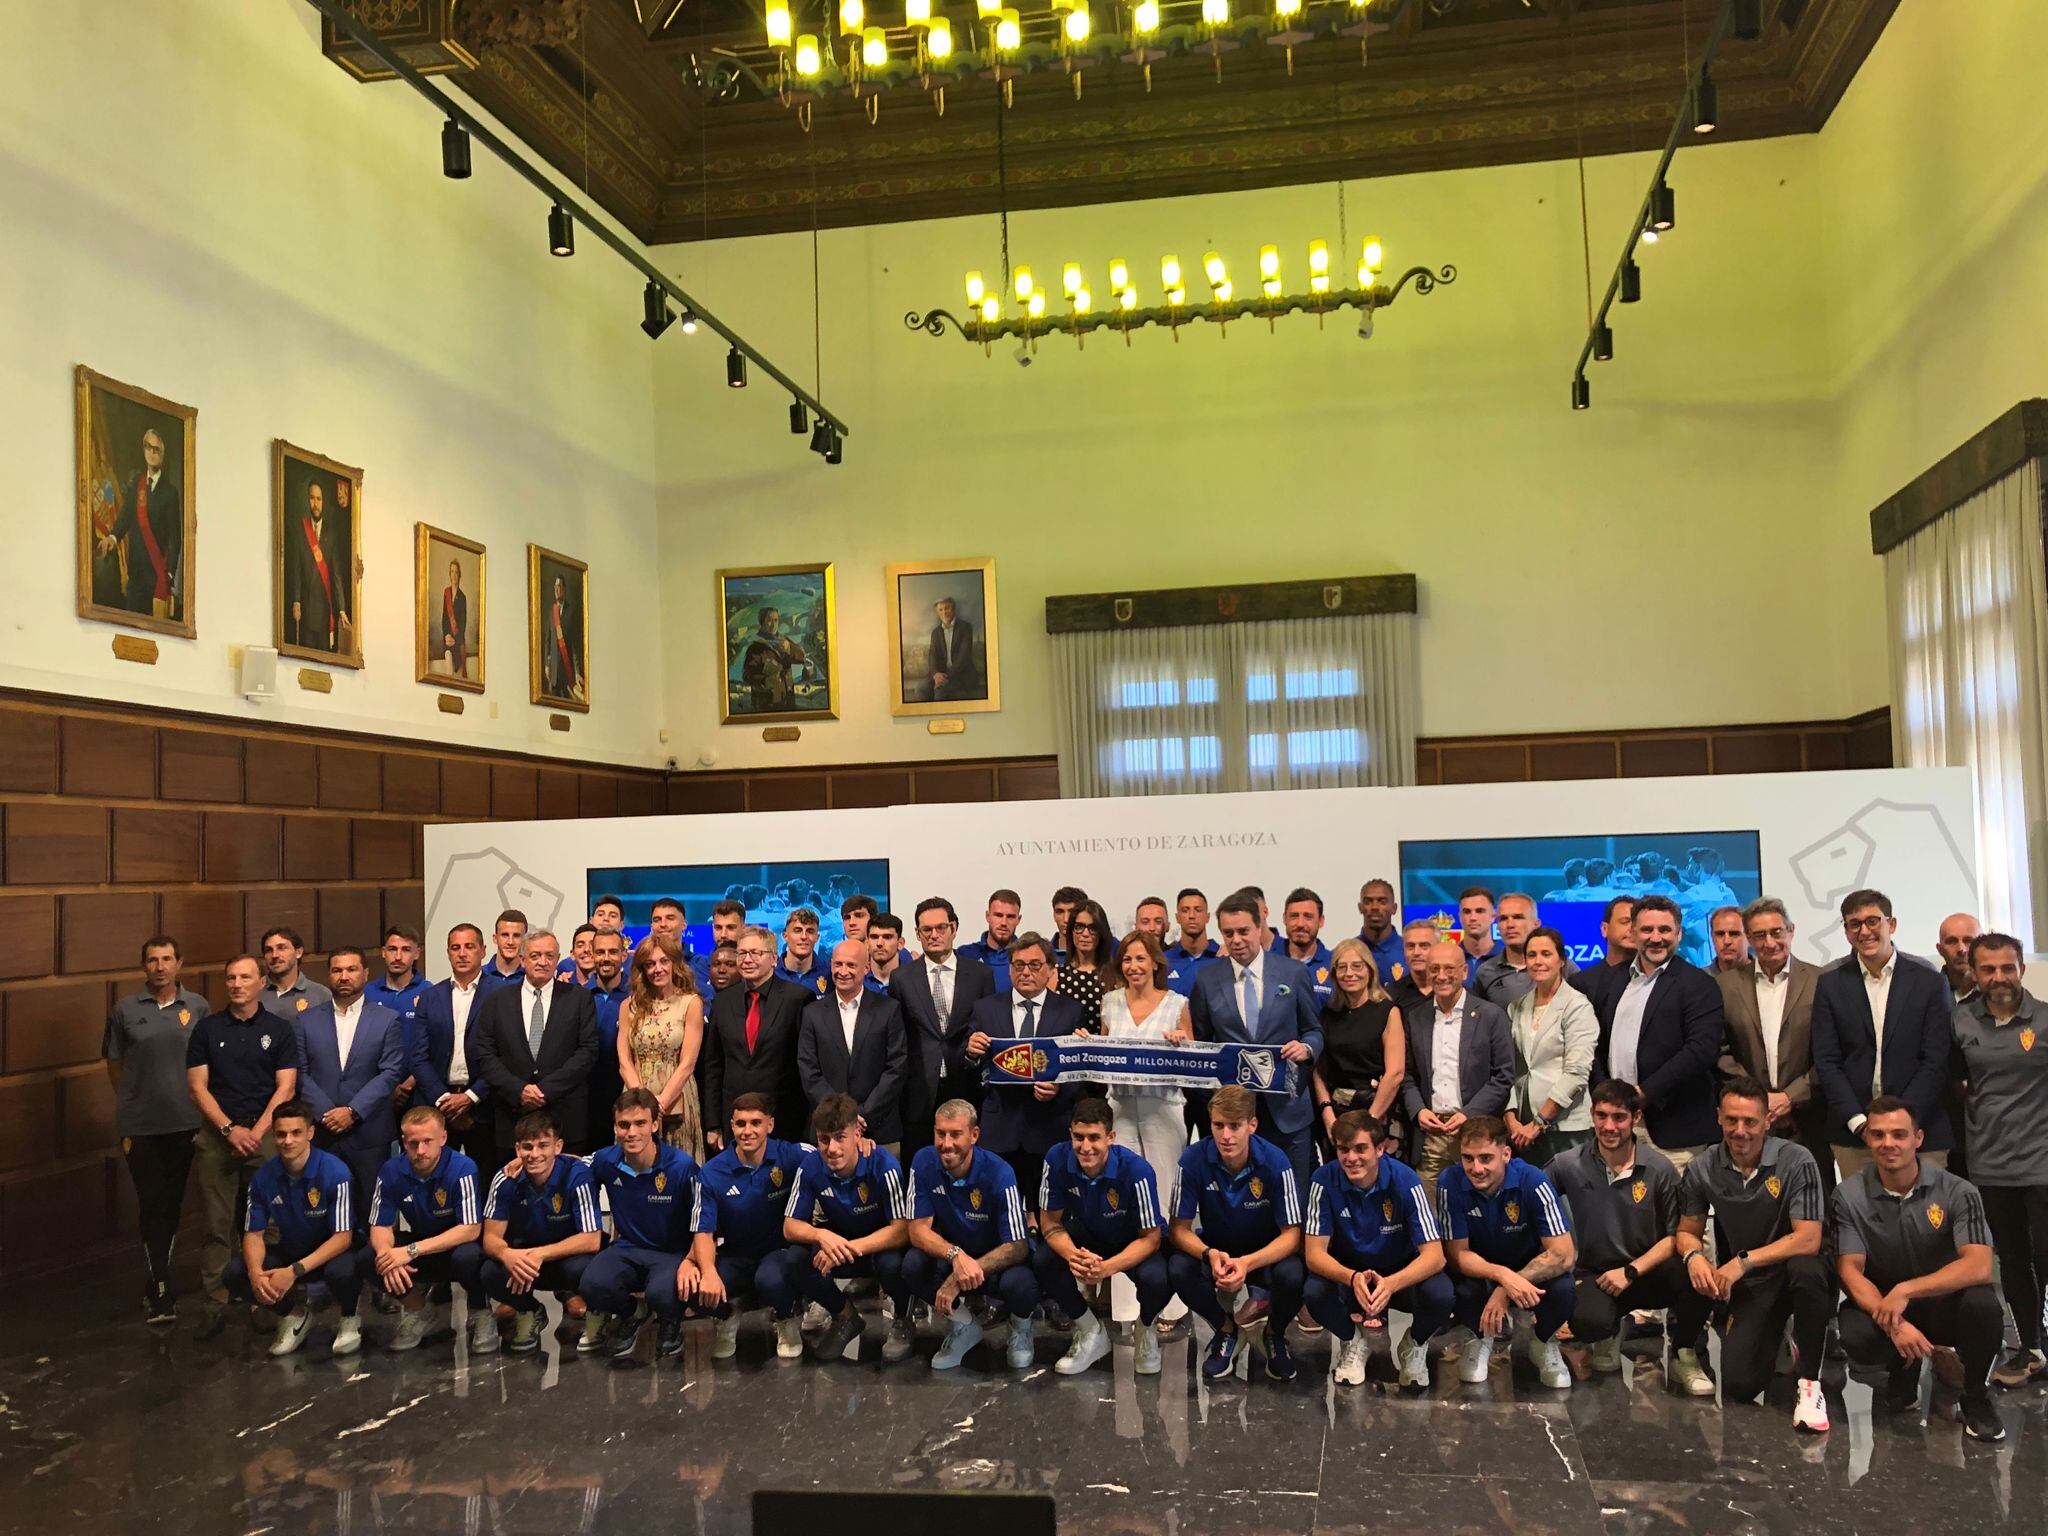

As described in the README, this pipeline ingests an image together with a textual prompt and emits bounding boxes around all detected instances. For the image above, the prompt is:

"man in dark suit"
[1716,898,1832,1194]
[1589,895,1726,1169]
[293,947,406,1226]
[469,930,600,1166]
[799,940,909,1152]
[410,923,491,1162]
[98,426,183,619]
[928,596,983,702]
[285,478,351,654]
[888,897,998,1155]
[1569,895,1637,1007]
[1397,940,1514,1195]
[1811,888,1954,1179]
[953,932,1083,1209]
[1188,890,1323,1186]
[703,924,812,1148]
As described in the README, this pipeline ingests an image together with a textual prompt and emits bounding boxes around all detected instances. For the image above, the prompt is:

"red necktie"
[745,990,762,1055]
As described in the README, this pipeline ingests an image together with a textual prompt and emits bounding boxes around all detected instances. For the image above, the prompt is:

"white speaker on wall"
[241,645,279,703]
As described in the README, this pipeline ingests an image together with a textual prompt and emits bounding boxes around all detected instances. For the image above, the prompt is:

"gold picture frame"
[272,439,364,668]
[885,556,1001,717]
[415,524,486,693]
[75,365,198,639]
[716,563,838,723]
[529,544,589,712]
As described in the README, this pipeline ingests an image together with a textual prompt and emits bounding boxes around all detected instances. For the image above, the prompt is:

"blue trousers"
[581,1243,719,1323]
[902,1247,1040,1319]
[224,1247,363,1314]
[1167,1249,1304,1330]
[1303,1270,1455,1342]
[481,1252,596,1312]
[1257,1114,1315,1192]
[376,1240,483,1302]
[777,1244,910,1315]
[1452,1272,1576,1341]
[1033,1243,1174,1325]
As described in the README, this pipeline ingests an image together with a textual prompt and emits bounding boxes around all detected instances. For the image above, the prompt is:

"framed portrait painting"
[886,557,1000,716]
[76,365,198,639]
[716,563,837,723]
[529,544,589,712]
[272,440,364,668]
[415,524,485,693]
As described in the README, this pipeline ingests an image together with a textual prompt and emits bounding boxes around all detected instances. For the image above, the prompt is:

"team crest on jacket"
[435,1187,449,1208]
[1382,1198,1395,1221]
[1316,967,1329,984]
[1630,1180,1647,1205]
[1390,963,1405,981]
[260,1034,272,1051]
[1504,1199,1520,1224]
[771,1165,785,1188]
[1927,1202,1945,1230]
[178,1009,191,1024]
[654,1171,668,1194]
[296,998,308,1012]
[969,1187,984,1211]
[857,1182,870,1203]
[1106,1187,1121,1211]
[2022,1027,2037,1053]
[1765,1176,1782,1199]
[551,1192,564,1214]
[307,1187,321,1208]
[1249,1176,1265,1200]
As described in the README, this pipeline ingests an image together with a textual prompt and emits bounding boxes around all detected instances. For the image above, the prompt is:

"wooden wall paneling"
[440,758,491,818]
[157,728,243,802]
[0,706,60,793]
[578,773,618,818]
[829,770,911,809]
[318,746,382,811]
[667,776,745,816]
[749,774,829,813]
[383,753,442,816]
[245,739,319,807]
[60,716,156,799]
[1437,743,1530,785]
[1,981,111,1072]
[1801,730,1849,771]
[0,1159,109,1253]
[244,888,319,954]
[110,807,203,884]
[318,887,384,953]
[382,885,426,938]
[1414,745,1442,785]
[1710,732,1805,775]
[0,895,58,979]
[352,818,416,881]
[5,803,109,885]
[0,1077,60,1170]
[537,768,578,820]
[1845,712,1892,768]
[1619,736,1712,778]
[996,761,1061,802]
[159,889,246,967]
[58,1068,116,1158]
[490,764,538,820]
[1529,739,1621,781]
[614,777,658,817]
[913,766,995,803]
[59,892,158,974]
[282,815,351,882]
[203,811,282,883]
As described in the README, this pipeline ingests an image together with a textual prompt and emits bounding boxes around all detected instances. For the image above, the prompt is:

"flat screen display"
[1398,831,1762,968]
[585,859,890,958]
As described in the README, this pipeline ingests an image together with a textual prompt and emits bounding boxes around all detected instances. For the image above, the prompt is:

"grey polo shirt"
[1545,1138,1680,1274]
[1679,1135,1822,1255]
[1951,992,2048,1187]
[1833,1162,1992,1292]
[260,975,332,1020]
[1474,951,1580,1010]
[102,988,210,1136]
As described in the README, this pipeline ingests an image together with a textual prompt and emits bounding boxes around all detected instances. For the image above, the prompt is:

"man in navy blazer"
[799,940,910,1150]
[1811,888,1954,1177]
[1589,895,1726,1165]
[1188,891,1323,1186]
[409,923,491,1162]
[953,931,1084,1208]
[888,897,998,1155]
[294,946,406,1227]
[1398,940,1514,1191]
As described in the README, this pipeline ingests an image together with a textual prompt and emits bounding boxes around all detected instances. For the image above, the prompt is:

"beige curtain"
[1052,612,1417,798]
[1886,458,2048,947]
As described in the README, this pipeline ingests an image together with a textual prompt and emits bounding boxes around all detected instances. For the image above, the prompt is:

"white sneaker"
[1333,1332,1368,1387]
[1133,1323,1162,1376]
[1055,1311,1110,1375]
[331,1315,363,1357]
[577,1311,608,1353]
[1671,1347,1716,1398]
[775,1317,804,1359]
[1458,1331,1496,1384]
[712,1314,740,1359]
[931,1310,984,1370]
[390,1305,435,1352]
[469,1307,501,1354]
[1395,1328,1429,1389]
[1533,1337,1571,1390]
[1007,1314,1036,1369]
[269,1310,313,1357]
[1590,1336,1623,1374]
[1793,1378,1830,1433]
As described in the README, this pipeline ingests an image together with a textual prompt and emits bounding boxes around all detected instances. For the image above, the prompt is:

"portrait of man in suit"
[528,545,589,712]
[273,441,363,666]
[76,365,197,639]
[888,561,1000,716]
[416,526,485,692]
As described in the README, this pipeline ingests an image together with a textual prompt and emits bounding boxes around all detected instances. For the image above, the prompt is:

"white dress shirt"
[1609,959,1669,1090]
[1013,989,1047,1036]
[522,979,555,1044]
[333,996,364,1065]
[449,976,480,1094]
[1863,952,1897,1095]
[926,955,954,1017]
[1431,992,1465,1114]
[937,622,957,668]
[1754,962,1791,1086]
[837,991,863,1053]
[1234,956,1265,1022]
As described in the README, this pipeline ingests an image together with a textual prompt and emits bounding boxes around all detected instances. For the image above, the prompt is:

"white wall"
[0,0,666,764]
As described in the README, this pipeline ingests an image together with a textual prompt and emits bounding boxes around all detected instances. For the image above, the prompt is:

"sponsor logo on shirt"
[1765,1176,1782,1199]
[1927,1202,1945,1230]
[1631,1180,1647,1205]
[726,1185,743,1197]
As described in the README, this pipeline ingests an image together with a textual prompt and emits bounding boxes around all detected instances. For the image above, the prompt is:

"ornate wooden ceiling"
[325,0,1899,241]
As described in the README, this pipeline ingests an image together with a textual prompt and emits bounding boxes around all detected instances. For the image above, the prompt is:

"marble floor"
[3,1270,2043,1536]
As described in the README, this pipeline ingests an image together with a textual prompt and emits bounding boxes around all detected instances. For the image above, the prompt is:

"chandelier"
[718,0,1399,124]
[907,238,1456,351]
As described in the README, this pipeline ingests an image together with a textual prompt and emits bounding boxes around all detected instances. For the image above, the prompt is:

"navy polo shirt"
[777,951,831,998]
[1162,939,1222,998]
[910,1145,1030,1257]
[245,1148,355,1259]
[486,1156,601,1248]
[862,972,891,995]
[1279,942,1336,1006]
[1305,1155,1440,1271]
[367,976,427,1060]
[1362,929,1408,991]
[1440,1158,1572,1270]
[369,1147,482,1238]
[702,1139,810,1260]
[586,979,629,1056]
[588,1142,713,1252]
[957,934,1013,994]
[1040,1142,1163,1254]
[479,962,526,994]
[1171,1134,1303,1254]
[788,1145,912,1240]
[186,1008,296,1125]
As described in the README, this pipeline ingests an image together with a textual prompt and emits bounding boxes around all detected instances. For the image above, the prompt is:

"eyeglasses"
[1844,915,1889,933]
[735,946,773,958]
[1012,959,1050,973]
[1070,923,1099,934]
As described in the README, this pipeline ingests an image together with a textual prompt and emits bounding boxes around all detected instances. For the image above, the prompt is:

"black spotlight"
[441,118,471,179]
[789,400,808,435]
[726,347,748,388]
[1572,376,1591,411]
[548,203,574,256]
[679,307,699,336]
[1692,68,1719,135]
[1592,324,1614,363]
[825,430,843,465]
[1649,182,1676,232]
[641,281,675,339]
[1620,259,1642,304]
[1732,0,1762,39]
[809,419,833,455]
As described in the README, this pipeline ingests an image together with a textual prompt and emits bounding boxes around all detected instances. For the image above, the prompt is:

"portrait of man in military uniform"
[529,544,589,713]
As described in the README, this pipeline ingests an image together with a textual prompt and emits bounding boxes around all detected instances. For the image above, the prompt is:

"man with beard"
[1590,896,1724,1169]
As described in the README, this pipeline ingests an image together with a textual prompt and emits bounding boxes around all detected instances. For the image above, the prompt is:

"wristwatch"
[406,1242,421,1262]
[290,1260,308,1280]
[1622,1262,1640,1285]
[945,1244,961,1263]
[1736,1250,1754,1275]
[1685,1249,1710,1270]
[218,1121,235,1138]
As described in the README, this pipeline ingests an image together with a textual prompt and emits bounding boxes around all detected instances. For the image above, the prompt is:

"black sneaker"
[195,1306,229,1341]
[1263,1331,1298,1383]
[1885,1364,1922,1414]
[812,1307,865,1362]
[607,1312,646,1362]
[145,1283,176,1326]
[656,1319,685,1359]
[1959,1393,2007,1443]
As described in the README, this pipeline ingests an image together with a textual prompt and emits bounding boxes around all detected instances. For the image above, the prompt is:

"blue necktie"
[1021,998,1037,1039]
[1240,967,1258,1027]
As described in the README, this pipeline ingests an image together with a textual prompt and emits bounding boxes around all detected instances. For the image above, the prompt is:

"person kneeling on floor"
[903,1099,1040,1370]
[222,1098,364,1357]
[481,1111,604,1354]
[369,1105,486,1353]
[1440,1115,1576,1390]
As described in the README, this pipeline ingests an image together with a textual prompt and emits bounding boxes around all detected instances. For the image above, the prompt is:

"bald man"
[1936,914,1982,1008]
[1399,941,1514,1197]
[798,939,910,1155]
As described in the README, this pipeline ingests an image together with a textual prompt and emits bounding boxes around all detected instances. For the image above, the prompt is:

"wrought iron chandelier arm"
[1382,263,1456,302]
[904,308,976,339]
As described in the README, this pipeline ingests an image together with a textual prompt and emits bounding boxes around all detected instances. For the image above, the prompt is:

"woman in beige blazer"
[1505,927,1601,1164]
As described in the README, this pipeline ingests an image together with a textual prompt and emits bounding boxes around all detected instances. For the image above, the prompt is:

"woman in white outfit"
[1504,925,1600,1166]
[1100,929,1192,1327]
